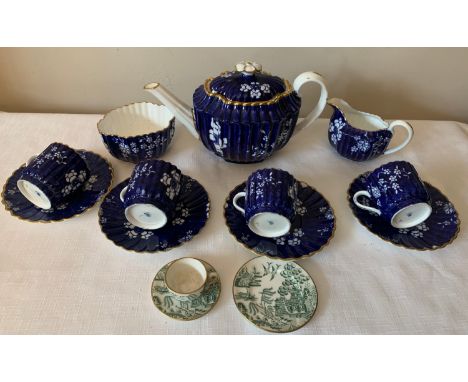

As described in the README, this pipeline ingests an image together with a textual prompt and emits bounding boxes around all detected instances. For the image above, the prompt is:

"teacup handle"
[353,191,382,216]
[119,186,128,203]
[292,72,328,135]
[233,192,246,215]
[26,155,37,166]
[384,120,414,155]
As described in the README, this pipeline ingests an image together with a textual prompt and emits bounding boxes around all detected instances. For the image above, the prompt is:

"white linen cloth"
[0,112,466,334]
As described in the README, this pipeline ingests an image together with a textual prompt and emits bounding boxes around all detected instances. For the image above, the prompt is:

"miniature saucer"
[99,176,210,252]
[1,150,113,223]
[224,181,335,260]
[233,256,317,333]
[347,172,460,250]
[151,259,221,321]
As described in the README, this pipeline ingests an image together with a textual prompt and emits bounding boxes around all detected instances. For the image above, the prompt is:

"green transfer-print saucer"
[233,257,317,333]
[151,259,221,321]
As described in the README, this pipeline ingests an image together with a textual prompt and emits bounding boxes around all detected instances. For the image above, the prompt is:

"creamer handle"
[384,120,414,155]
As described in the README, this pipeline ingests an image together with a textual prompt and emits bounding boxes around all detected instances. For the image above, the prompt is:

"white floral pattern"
[209,119,228,156]
[329,118,346,145]
[294,199,307,216]
[239,81,271,99]
[61,169,87,196]
[113,125,172,160]
[350,137,371,153]
[83,175,98,191]
[160,169,181,200]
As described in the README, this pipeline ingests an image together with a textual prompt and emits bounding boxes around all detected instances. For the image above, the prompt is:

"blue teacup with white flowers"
[233,168,298,238]
[352,161,432,228]
[328,98,413,161]
[120,159,182,230]
[17,142,90,210]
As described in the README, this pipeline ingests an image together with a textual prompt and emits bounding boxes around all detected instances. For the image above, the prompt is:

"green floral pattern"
[151,259,221,321]
[233,257,317,333]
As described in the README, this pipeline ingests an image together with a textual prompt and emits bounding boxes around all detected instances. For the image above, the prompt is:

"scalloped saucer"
[151,259,221,321]
[1,150,113,222]
[224,181,335,260]
[99,175,210,252]
[348,172,460,250]
[233,256,317,333]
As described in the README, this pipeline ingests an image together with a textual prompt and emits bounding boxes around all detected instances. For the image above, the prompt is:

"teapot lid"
[204,61,293,105]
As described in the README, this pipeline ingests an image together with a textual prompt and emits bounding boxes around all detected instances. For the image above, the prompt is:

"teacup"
[164,258,212,296]
[233,168,298,238]
[17,142,90,209]
[120,159,182,230]
[353,161,432,228]
[328,98,413,161]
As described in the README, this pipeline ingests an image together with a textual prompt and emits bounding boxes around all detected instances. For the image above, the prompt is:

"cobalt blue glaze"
[99,176,210,252]
[19,142,90,206]
[357,161,430,222]
[240,169,297,223]
[123,159,182,218]
[225,181,335,260]
[100,118,175,164]
[193,70,301,163]
[328,106,392,161]
[348,172,459,250]
[2,150,112,222]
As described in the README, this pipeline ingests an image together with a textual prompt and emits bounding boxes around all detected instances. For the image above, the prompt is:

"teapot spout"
[144,82,199,139]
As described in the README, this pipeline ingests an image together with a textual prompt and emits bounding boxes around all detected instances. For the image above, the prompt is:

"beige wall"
[0,47,467,122]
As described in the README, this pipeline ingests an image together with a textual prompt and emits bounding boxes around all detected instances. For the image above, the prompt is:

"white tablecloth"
[0,112,467,334]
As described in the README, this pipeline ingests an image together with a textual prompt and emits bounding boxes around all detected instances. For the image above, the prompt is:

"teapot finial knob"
[235,61,262,74]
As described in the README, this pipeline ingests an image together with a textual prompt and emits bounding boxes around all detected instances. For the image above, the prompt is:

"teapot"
[144,61,328,163]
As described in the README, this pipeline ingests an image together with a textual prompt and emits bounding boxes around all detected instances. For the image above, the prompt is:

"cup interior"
[331,99,388,132]
[165,258,207,295]
[248,212,291,238]
[391,202,432,229]
[124,203,167,230]
[98,102,174,137]
[17,179,51,209]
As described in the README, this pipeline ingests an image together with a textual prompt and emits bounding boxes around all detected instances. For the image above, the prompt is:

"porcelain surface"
[122,159,182,229]
[225,181,335,260]
[348,172,460,250]
[353,161,431,227]
[98,103,175,163]
[99,175,209,252]
[145,61,328,163]
[328,99,413,161]
[151,259,220,321]
[18,142,90,208]
[233,169,297,238]
[2,150,112,222]
[233,256,317,333]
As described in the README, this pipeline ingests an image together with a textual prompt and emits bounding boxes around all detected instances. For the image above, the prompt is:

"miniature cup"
[17,142,90,209]
[232,168,298,238]
[164,258,209,296]
[353,161,432,228]
[119,159,182,230]
[328,98,413,161]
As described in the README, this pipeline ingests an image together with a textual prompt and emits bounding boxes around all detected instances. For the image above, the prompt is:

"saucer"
[347,172,460,250]
[151,259,221,320]
[99,175,210,252]
[233,256,317,333]
[1,150,113,222]
[224,181,335,260]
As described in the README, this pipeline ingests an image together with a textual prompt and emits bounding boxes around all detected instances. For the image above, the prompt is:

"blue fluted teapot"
[145,61,328,163]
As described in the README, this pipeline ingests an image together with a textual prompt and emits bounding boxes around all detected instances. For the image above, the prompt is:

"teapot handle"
[292,72,328,135]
